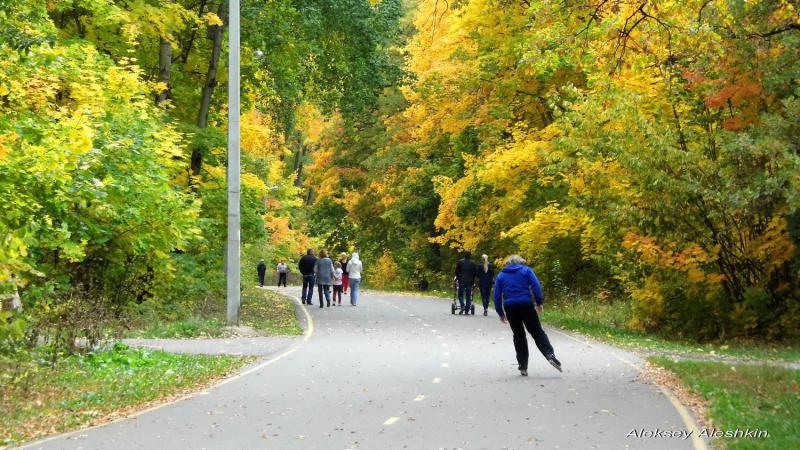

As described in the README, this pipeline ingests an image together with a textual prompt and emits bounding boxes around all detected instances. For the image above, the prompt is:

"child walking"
[332,262,344,306]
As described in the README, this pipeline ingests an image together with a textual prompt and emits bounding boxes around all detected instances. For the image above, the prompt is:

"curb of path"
[19,291,314,450]
[547,327,709,450]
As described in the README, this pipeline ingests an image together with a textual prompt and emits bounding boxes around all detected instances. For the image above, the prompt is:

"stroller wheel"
[471,304,475,315]
[451,303,456,315]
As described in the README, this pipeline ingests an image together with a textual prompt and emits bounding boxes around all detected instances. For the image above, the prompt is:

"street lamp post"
[226,0,241,326]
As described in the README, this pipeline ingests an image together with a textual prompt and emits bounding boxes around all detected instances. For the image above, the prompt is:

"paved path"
[26,288,705,449]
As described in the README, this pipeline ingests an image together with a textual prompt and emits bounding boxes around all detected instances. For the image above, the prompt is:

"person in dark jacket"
[494,255,561,375]
[455,252,478,315]
[257,259,267,287]
[298,249,317,305]
[477,254,495,316]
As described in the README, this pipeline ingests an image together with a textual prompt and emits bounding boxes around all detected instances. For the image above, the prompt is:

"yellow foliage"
[504,204,587,259]
[203,12,223,27]
[629,276,665,332]
[241,109,285,158]
[370,250,400,289]
[295,103,329,145]
[748,213,796,270]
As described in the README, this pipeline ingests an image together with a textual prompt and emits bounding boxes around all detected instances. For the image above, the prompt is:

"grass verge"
[649,357,799,449]
[126,287,302,338]
[0,343,252,446]
[542,297,799,362]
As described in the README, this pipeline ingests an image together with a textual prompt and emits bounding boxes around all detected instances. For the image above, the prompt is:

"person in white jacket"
[346,253,363,306]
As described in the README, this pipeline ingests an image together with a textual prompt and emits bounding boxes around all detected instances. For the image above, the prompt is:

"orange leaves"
[264,214,310,256]
[0,132,18,161]
[704,77,763,130]
[622,232,724,285]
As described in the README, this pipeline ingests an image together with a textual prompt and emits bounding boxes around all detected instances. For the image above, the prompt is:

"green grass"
[0,343,252,446]
[239,288,302,336]
[542,297,800,362]
[125,317,228,338]
[649,357,799,449]
[127,287,302,338]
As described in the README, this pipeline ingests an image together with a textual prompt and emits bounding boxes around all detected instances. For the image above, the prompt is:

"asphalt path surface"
[26,288,703,450]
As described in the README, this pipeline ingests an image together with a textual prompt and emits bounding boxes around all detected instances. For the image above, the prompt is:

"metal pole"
[226,0,241,326]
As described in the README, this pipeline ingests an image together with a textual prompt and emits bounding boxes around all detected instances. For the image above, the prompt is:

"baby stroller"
[451,277,476,315]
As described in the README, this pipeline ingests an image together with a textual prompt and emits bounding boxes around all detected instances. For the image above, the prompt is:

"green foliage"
[0,6,202,354]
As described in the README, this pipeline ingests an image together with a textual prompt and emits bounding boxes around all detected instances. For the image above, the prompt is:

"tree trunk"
[156,37,172,105]
[197,1,227,129]
[178,0,209,63]
[192,1,227,184]
[293,144,306,187]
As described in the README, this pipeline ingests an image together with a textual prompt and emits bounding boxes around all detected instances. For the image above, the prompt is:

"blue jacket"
[493,264,543,316]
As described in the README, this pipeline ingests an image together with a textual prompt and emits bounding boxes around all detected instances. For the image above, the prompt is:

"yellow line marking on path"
[383,417,400,426]
[414,395,425,402]
[23,288,315,449]
[658,386,707,450]
[432,377,442,384]
[548,327,707,450]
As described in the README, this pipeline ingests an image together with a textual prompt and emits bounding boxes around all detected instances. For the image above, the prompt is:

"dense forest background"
[300,0,800,340]
[1,0,799,357]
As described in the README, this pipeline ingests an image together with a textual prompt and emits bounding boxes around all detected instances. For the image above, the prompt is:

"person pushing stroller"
[454,252,478,315]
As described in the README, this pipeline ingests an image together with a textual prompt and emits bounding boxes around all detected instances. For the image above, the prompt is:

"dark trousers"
[333,285,343,303]
[302,275,315,303]
[278,272,287,287]
[317,284,331,306]
[479,283,491,309]
[457,283,473,309]
[258,272,266,287]
[504,302,555,369]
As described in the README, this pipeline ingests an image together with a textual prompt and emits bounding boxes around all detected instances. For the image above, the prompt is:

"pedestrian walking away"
[315,250,335,308]
[257,259,267,288]
[455,252,477,315]
[477,254,495,316]
[338,252,350,294]
[494,254,561,376]
[276,260,288,287]
[332,262,344,305]
[346,253,363,306]
[298,249,317,305]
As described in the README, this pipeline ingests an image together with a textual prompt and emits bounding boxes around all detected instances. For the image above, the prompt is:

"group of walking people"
[260,249,560,376]
[456,252,562,376]
[298,249,363,308]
